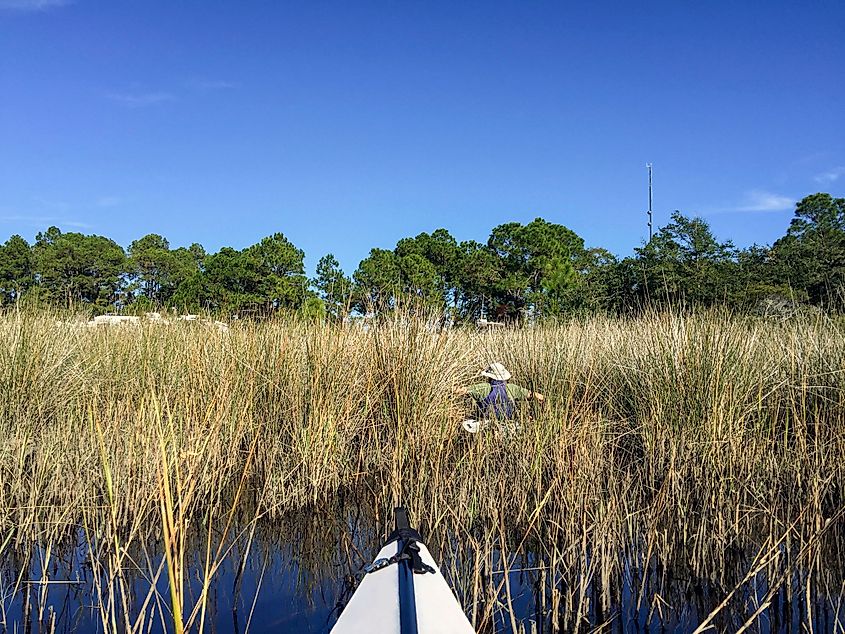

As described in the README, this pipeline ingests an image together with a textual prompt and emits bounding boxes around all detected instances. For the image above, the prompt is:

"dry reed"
[0,307,843,631]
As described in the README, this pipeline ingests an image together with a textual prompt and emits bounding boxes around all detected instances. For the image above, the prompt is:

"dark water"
[3,512,844,633]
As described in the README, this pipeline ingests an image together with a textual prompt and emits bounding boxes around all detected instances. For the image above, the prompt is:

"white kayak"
[332,508,476,634]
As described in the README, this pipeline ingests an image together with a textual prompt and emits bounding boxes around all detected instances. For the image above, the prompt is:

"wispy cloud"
[107,91,176,108]
[0,194,122,232]
[95,196,122,208]
[701,190,796,216]
[0,0,70,11]
[814,166,845,185]
[733,190,795,213]
[189,79,237,91]
[106,80,233,108]
[0,214,91,229]
[31,196,71,212]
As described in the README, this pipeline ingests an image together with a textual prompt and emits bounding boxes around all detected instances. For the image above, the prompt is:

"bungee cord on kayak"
[332,507,476,634]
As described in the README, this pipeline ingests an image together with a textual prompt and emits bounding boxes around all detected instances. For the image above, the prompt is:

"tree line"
[1,192,843,320]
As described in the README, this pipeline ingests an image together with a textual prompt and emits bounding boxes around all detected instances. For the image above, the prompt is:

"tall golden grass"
[0,307,843,631]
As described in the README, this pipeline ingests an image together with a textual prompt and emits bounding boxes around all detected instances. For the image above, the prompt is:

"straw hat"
[480,362,511,381]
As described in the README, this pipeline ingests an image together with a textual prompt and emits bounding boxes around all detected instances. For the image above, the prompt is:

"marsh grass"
[0,307,843,631]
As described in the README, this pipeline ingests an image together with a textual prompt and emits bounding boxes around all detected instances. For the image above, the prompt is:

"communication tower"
[647,163,653,242]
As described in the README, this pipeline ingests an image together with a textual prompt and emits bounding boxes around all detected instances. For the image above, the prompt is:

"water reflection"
[1,501,843,633]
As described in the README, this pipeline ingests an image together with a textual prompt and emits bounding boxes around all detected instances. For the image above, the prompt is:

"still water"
[2,509,844,633]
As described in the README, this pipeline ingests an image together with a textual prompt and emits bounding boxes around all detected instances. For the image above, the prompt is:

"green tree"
[170,246,204,285]
[541,255,578,314]
[314,253,352,319]
[0,235,34,304]
[487,222,532,312]
[572,248,624,313]
[398,253,441,303]
[487,218,586,319]
[395,229,460,305]
[453,240,502,320]
[301,296,327,322]
[634,211,737,307]
[353,248,401,311]
[171,234,306,315]
[33,227,127,309]
[187,242,206,265]
[206,247,263,312]
[128,233,201,306]
[772,193,845,306]
[166,243,209,311]
[726,245,801,308]
[246,232,308,311]
[170,270,214,313]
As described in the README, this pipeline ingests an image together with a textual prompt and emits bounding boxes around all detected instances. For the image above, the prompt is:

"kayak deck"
[332,513,475,634]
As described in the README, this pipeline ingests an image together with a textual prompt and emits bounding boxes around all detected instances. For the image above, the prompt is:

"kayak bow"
[332,507,476,634]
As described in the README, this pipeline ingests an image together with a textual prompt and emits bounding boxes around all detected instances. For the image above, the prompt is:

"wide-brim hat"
[480,362,511,381]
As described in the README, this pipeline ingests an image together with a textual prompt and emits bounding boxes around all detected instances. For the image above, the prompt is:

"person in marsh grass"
[459,362,545,433]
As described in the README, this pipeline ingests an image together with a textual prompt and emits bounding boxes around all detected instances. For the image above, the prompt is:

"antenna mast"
[647,163,653,242]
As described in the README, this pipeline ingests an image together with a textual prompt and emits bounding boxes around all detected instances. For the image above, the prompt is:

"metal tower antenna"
[647,163,653,242]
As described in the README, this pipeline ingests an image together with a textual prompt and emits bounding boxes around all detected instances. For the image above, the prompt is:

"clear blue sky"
[1,0,843,275]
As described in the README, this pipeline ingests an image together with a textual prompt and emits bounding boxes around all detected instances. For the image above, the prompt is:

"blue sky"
[1,0,843,275]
